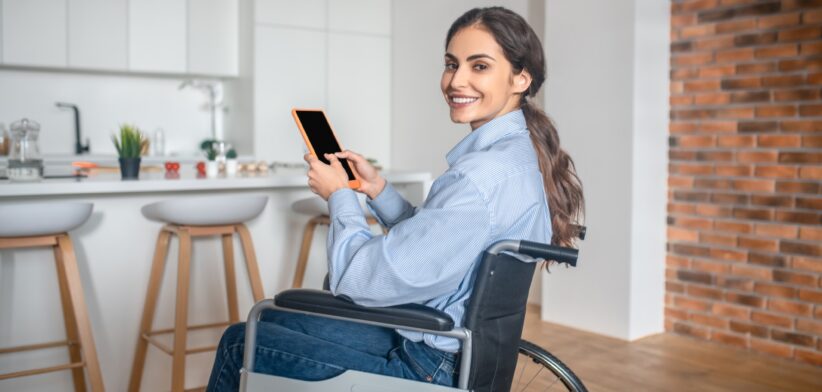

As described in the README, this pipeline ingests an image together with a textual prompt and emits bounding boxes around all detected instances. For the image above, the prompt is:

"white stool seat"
[291,194,375,218]
[142,195,268,226]
[0,202,93,237]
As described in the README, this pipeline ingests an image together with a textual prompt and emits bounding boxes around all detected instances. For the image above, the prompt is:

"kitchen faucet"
[179,79,225,141]
[56,102,90,155]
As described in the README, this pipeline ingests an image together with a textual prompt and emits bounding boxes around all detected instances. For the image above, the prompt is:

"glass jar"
[8,118,43,181]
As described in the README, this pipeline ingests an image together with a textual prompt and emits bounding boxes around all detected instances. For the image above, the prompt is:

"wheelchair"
[239,232,588,392]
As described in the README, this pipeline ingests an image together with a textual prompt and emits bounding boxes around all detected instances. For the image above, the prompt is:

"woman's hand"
[304,153,349,200]
[335,150,386,199]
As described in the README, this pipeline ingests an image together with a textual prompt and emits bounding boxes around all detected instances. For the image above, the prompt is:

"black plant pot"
[119,157,141,180]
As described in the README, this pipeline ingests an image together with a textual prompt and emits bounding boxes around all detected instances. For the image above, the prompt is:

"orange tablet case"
[291,108,361,189]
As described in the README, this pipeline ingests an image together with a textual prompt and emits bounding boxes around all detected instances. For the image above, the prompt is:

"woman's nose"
[449,68,469,89]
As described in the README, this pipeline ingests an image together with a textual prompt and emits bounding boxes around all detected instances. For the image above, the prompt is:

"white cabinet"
[68,0,128,70]
[254,26,327,162]
[255,0,326,29]
[128,0,187,73]
[329,0,390,35]
[188,0,238,76]
[328,34,390,167]
[2,0,67,67]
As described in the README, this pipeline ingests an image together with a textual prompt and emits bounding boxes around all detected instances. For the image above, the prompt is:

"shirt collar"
[446,109,528,166]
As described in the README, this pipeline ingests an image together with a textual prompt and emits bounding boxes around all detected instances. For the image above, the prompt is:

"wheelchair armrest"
[274,289,455,331]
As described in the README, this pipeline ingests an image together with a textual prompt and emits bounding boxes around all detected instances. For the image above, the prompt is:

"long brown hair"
[446,7,585,247]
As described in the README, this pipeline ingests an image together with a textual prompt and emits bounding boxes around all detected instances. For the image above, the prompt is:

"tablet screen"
[295,110,356,181]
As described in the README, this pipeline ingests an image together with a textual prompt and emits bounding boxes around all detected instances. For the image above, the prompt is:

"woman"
[207,6,583,390]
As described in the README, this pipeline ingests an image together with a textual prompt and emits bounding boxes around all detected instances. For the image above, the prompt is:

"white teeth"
[451,96,478,104]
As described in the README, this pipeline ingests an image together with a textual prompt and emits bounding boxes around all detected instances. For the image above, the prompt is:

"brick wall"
[667,0,822,366]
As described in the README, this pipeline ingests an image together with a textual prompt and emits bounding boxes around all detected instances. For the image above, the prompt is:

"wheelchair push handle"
[518,240,578,266]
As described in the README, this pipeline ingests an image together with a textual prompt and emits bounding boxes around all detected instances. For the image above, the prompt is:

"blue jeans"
[207,310,458,391]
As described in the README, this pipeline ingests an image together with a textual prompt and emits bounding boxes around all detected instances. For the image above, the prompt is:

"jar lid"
[11,118,41,133]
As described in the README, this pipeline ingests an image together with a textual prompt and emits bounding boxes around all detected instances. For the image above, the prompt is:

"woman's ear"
[514,70,533,94]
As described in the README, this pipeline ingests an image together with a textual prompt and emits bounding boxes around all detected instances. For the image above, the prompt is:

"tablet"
[291,108,361,189]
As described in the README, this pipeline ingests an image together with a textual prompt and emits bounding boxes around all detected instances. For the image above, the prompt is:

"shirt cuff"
[366,182,405,224]
[328,188,363,218]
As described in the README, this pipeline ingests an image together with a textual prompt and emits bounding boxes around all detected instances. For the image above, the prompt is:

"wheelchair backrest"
[463,251,536,392]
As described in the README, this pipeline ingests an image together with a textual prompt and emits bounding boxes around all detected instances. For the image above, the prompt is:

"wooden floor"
[520,305,822,392]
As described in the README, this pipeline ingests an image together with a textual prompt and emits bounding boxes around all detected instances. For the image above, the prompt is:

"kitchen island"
[0,168,431,391]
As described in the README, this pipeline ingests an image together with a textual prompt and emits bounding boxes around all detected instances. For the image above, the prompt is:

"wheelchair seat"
[240,238,581,392]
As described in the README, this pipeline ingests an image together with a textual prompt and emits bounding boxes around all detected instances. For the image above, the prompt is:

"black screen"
[296,110,355,181]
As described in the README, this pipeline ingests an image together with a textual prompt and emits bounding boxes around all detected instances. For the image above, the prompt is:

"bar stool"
[290,195,386,288]
[128,195,268,392]
[0,202,104,391]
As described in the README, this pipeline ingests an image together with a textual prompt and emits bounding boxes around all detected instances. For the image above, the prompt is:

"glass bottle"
[8,118,43,181]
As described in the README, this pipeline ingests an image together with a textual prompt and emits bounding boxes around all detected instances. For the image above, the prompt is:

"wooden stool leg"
[221,233,240,323]
[53,241,87,392]
[171,229,192,392]
[236,224,265,301]
[292,217,321,289]
[128,229,171,392]
[56,234,105,392]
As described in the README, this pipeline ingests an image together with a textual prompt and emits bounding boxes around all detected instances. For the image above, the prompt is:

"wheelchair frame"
[238,239,579,392]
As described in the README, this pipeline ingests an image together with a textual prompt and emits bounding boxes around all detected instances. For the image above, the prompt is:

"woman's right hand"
[334,150,386,199]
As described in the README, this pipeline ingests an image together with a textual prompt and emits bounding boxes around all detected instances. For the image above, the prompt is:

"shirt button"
[425,375,433,382]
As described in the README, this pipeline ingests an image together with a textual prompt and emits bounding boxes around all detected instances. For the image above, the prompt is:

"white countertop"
[0,168,431,197]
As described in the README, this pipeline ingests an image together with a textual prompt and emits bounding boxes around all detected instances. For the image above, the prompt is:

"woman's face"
[441,25,531,130]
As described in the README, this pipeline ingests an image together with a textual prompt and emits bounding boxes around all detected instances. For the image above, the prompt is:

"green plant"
[112,124,147,158]
[226,149,238,159]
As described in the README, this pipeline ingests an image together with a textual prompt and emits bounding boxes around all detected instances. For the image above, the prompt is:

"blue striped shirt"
[326,109,552,352]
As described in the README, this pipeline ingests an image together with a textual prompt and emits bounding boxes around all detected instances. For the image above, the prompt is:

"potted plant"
[205,146,219,177]
[112,124,147,179]
[225,148,238,176]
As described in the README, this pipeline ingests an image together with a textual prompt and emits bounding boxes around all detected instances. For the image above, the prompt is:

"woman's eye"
[473,63,488,71]
[445,63,457,71]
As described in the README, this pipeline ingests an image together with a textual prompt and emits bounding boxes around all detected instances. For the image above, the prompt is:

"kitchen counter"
[0,168,431,197]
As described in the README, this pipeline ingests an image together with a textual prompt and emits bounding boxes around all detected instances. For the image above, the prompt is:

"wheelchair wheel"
[511,339,588,392]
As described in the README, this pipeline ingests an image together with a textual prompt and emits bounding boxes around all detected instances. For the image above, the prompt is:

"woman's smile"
[447,94,480,107]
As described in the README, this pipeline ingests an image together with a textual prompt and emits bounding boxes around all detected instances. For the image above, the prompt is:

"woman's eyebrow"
[444,53,497,62]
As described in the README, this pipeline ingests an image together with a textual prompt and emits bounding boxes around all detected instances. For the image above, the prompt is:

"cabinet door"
[328,33,390,168]
[128,0,186,73]
[255,0,326,29]
[68,0,128,70]
[188,0,238,76]
[328,0,389,35]
[254,26,326,162]
[1,0,67,67]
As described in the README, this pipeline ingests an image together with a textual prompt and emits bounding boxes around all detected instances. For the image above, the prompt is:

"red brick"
[774,89,820,102]
[800,41,822,56]
[665,306,688,320]
[804,8,822,23]
[711,192,749,204]
[715,220,752,234]
[774,270,818,287]
[731,264,772,280]
[798,166,822,180]
[695,36,736,51]
[753,165,798,178]
[736,62,776,74]
[796,318,822,335]
[667,254,690,268]
[711,248,748,262]
[748,252,788,267]
[715,164,752,176]
[668,226,699,242]
[775,211,821,225]
[674,52,715,66]
[717,48,755,63]
[717,276,755,291]
[796,350,822,366]
[752,310,792,328]
[721,77,762,90]
[792,256,822,273]
[799,227,822,242]
[781,241,822,257]
[696,204,733,217]
[699,121,738,132]
[755,223,798,239]
[799,104,822,116]
[779,58,822,72]
[763,74,805,88]
[699,232,737,247]
[697,150,735,161]
[738,151,778,163]
[671,95,694,106]
[698,64,735,78]
[749,194,793,208]
[676,135,716,147]
[675,216,713,230]
[776,180,819,194]
[690,313,729,329]
[754,44,798,58]
[732,178,775,192]
[768,298,813,316]
[751,338,794,358]
[810,73,822,85]
[681,24,717,38]
[755,105,798,117]
[725,292,766,307]
[672,322,711,339]
[771,329,815,346]
[782,120,822,132]
[677,269,714,284]
[694,92,731,105]
[670,122,698,133]
[778,26,822,42]
[732,207,773,221]
[669,175,695,188]
[669,202,696,214]
[799,289,822,304]
[729,320,768,338]
[713,302,751,319]
[692,259,733,274]
[672,13,697,28]
[803,135,822,147]
[716,18,757,33]
[717,135,755,147]
[711,330,749,348]
[796,196,822,209]
[754,282,797,298]
[674,296,713,312]
[740,237,779,252]
[758,12,800,29]
[779,152,822,164]
[758,134,802,147]
[673,163,714,175]
[687,284,724,300]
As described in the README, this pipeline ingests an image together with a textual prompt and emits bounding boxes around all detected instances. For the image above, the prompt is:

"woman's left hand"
[304,153,349,200]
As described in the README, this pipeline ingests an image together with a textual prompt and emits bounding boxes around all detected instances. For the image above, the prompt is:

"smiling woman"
[207,6,584,391]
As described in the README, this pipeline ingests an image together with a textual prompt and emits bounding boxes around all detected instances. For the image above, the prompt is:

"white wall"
[541,0,668,340]
[0,69,237,157]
